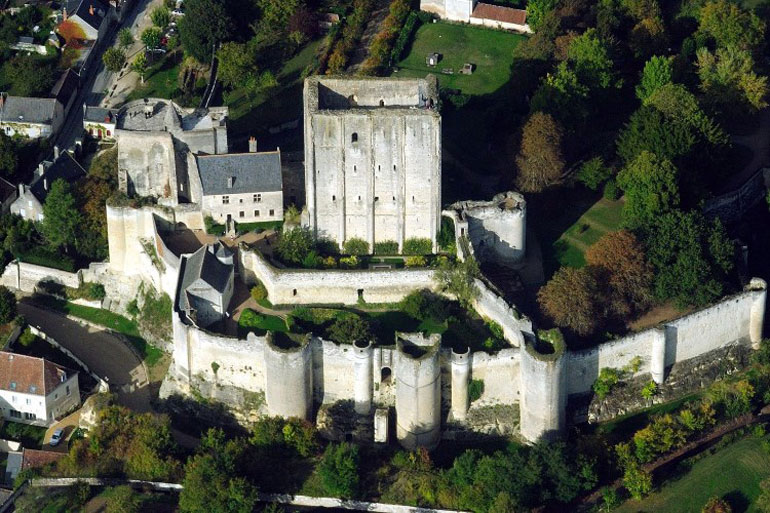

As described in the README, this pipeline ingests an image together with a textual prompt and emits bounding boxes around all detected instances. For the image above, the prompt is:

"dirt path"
[346,0,391,72]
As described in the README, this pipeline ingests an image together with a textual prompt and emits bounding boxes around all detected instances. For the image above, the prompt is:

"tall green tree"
[179,0,233,62]
[566,28,618,91]
[636,56,673,102]
[617,151,680,229]
[118,27,134,49]
[698,0,765,52]
[217,42,256,88]
[141,27,163,50]
[0,286,17,324]
[643,211,734,307]
[434,252,480,309]
[526,0,557,32]
[319,443,360,499]
[0,134,17,178]
[131,52,148,83]
[150,6,171,28]
[697,46,769,115]
[102,47,126,73]
[2,55,56,96]
[41,179,81,252]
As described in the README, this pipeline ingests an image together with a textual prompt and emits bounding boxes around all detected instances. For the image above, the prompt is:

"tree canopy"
[617,151,681,229]
[179,0,234,62]
[0,134,17,178]
[102,47,126,73]
[636,56,673,102]
[515,112,565,192]
[41,179,81,252]
[538,266,602,337]
[697,0,765,53]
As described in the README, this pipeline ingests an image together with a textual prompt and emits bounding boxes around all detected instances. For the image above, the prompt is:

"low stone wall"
[0,261,81,293]
[239,247,437,305]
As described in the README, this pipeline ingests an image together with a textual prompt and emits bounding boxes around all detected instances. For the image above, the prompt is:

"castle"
[0,77,765,449]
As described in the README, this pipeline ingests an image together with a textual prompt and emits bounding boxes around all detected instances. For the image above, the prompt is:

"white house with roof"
[0,351,80,426]
[83,104,118,140]
[420,0,531,32]
[191,149,284,224]
[0,95,64,139]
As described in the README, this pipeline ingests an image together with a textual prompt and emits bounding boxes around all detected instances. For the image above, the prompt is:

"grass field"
[615,436,770,513]
[536,192,624,275]
[394,21,525,96]
[126,53,182,102]
[238,309,288,337]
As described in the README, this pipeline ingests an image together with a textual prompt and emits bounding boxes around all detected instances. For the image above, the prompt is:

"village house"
[11,150,86,221]
[0,95,64,139]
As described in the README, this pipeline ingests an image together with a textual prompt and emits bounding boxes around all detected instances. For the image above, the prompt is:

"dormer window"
[9,382,16,390]
[227,176,234,188]
[29,385,36,394]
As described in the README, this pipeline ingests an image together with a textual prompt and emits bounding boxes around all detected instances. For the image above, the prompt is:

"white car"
[49,428,64,446]
[171,9,185,16]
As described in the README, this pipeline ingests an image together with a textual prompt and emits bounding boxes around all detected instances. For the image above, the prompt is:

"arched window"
[351,132,358,143]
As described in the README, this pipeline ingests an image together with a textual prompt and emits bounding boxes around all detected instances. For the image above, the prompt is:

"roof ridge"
[198,150,280,158]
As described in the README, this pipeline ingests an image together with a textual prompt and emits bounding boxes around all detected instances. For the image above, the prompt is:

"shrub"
[577,157,612,190]
[623,465,652,500]
[374,240,399,255]
[126,299,139,318]
[593,368,621,399]
[641,381,658,400]
[405,256,427,267]
[603,178,621,200]
[469,379,484,402]
[343,238,369,256]
[84,282,106,300]
[325,315,371,345]
[321,256,337,269]
[250,281,268,302]
[204,216,225,236]
[211,362,219,374]
[403,238,432,255]
[17,328,35,347]
[399,290,447,321]
[339,256,359,269]
[0,287,16,324]
[319,443,360,498]
[302,250,322,269]
[701,496,732,513]
[276,227,315,265]
[391,11,419,62]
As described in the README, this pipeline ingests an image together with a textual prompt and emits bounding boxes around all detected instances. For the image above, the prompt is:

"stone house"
[0,351,81,427]
[420,0,531,33]
[192,150,283,225]
[0,95,64,139]
[177,242,234,328]
[11,150,87,221]
[83,105,118,140]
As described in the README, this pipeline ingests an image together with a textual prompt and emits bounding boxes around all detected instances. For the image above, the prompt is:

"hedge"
[361,0,412,75]
[15,247,75,272]
[402,237,432,255]
[374,240,399,255]
[343,238,370,255]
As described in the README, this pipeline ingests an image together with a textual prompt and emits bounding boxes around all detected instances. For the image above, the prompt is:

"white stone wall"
[0,261,80,293]
[202,190,283,224]
[470,348,519,405]
[471,279,529,347]
[240,247,437,305]
[469,16,532,33]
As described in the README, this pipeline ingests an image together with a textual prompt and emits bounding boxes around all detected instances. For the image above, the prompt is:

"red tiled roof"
[21,449,64,470]
[471,3,527,25]
[0,351,73,396]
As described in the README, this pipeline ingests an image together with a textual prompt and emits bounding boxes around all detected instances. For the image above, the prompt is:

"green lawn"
[238,309,289,337]
[126,53,182,102]
[393,21,525,96]
[30,296,163,366]
[538,194,624,275]
[616,436,770,513]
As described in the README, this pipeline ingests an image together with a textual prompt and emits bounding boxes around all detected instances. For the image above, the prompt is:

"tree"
[701,496,732,513]
[0,134,17,178]
[629,16,668,60]
[325,315,372,345]
[141,27,163,50]
[217,42,257,89]
[118,27,134,49]
[106,485,141,513]
[150,6,170,28]
[643,211,734,307]
[526,0,556,32]
[275,227,314,265]
[757,477,770,513]
[256,0,299,41]
[617,151,680,229]
[623,465,652,500]
[696,46,768,115]
[0,286,17,324]
[179,429,257,513]
[2,55,56,96]
[577,157,612,190]
[179,0,233,62]
[434,253,480,309]
[131,52,148,83]
[515,112,565,192]
[538,267,602,337]
[636,56,673,102]
[102,47,126,73]
[616,106,696,163]
[319,443,359,499]
[586,230,653,316]
[566,28,617,91]
[698,0,765,53]
[531,62,590,125]
[41,179,81,252]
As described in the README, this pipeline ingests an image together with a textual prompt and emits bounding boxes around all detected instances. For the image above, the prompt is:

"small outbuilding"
[459,63,475,74]
[426,52,440,67]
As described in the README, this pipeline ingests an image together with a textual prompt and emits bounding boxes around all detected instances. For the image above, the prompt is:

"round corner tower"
[264,333,313,419]
[519,330,566,443]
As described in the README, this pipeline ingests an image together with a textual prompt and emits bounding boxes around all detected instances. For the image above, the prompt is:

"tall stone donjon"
[303,76,442,252]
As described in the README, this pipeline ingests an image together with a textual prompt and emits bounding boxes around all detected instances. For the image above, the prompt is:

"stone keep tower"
[303,76,442,252]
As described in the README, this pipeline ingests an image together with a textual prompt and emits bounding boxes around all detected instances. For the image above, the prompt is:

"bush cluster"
[361,0,413,75]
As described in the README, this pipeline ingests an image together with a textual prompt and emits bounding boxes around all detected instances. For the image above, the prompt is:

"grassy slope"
[394,21,524,96]
[615,436,770,513]
[126,53,182,102]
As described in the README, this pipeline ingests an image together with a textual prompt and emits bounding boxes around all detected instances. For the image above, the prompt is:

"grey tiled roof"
[196,151,282,196]
[72,0,109,30]
[1,97,58,125]
[30,152,86,203]
[51,69,80,106]
[178,242,233,312]
[84,105,118,123]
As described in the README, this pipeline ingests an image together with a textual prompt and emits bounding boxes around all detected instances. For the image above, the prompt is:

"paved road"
[18,301,152,413]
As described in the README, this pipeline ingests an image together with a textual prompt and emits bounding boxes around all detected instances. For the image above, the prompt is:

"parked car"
[171,9,185,16]
[49,428,64,446]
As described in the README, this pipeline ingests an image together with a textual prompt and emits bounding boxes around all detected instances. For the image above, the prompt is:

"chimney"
[89,4,94,16]
[53,145,60,160]
[17,183,24,195]
[248,136,257,153]
[37,162,44,176]
[43,178,48,191]
[63,7,68,20]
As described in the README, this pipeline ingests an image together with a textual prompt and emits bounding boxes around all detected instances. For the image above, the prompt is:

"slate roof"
[0,177,16,204]
[29,151,86,203]
[84,105,118,124]
[0,351,74,396]
[50,69,80,106]
[196,151,282,196]
[178,242,233,313]
[471,3,527,25]
[70,0,109,30]
[1,96,58,125]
